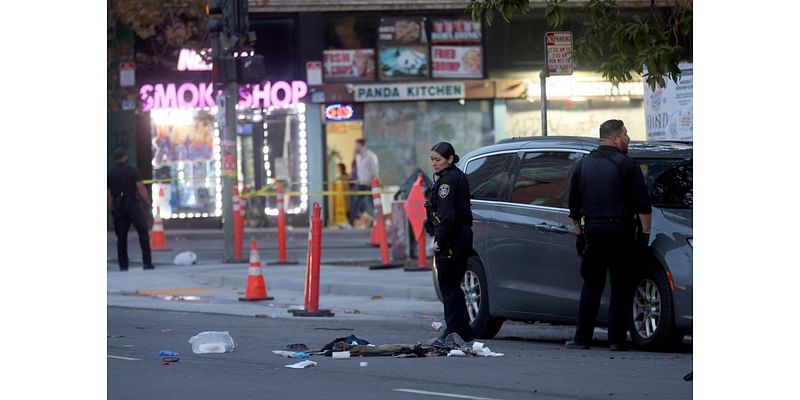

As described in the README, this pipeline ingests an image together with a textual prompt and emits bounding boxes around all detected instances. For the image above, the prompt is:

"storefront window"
[362,100,494,186]
[150,108,219,219]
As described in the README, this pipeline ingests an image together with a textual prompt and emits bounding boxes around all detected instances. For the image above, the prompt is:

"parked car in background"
[432,136,692,351]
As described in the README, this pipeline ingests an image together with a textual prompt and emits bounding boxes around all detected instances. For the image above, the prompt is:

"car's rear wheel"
[463,257,504,339]
[629,265,684,350]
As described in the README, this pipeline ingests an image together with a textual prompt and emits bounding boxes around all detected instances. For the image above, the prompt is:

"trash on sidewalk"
[285,360,317,369]
[161,356,180,363]
[174,251,198,265]
[272,350,310,359]
[188,331,236,354]
[431,322,443,331]
[286,343,310,351]
[321,335,371,352]
[360,362,368,367]
[447,349,467,357]
[332,351,351,359]
[158,350,179,356]
[471,342,504,357]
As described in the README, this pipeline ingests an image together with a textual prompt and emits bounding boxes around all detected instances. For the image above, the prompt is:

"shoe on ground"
[143,265,155,270]
[431,336,448,349]
[609,343,628,352]
[565,340,590,349]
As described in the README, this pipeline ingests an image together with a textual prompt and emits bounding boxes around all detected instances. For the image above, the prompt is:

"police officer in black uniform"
[425,142,475,346]
[107,148,154,271]
[566,119,651,351]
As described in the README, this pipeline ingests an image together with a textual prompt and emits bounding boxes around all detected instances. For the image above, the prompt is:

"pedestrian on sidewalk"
[348,138,379,228]
[565,119,652,351]
[425,142,475,346]
[108,148,155,271]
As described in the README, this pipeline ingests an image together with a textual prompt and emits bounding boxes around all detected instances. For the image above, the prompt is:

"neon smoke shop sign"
[140,81,308,111]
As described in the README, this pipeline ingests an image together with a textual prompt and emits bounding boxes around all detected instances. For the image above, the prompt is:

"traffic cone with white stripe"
[150,206,168,251]
[239,239,273,301]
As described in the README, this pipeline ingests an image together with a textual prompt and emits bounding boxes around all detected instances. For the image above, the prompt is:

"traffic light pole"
[222,72,237,262]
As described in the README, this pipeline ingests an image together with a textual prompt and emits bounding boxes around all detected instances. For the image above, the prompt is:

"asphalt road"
[108,307,692,400]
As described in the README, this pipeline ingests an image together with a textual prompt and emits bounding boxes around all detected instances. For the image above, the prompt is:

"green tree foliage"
[466,0,692,90]
[109,0,210,68]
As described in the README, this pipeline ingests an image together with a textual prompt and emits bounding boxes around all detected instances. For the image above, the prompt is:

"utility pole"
[207,0,254,262]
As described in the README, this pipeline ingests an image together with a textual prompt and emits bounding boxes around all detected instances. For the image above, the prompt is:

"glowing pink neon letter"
[251,83,272,108]
[177,83,199,108]
[140,85,155,112]
[271,81,292,107]
[292,81,308,105]
[154,84,177,109]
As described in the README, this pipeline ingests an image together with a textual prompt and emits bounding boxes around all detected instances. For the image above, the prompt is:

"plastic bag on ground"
[174,251,198,266]
[188,331,236,354]
[285,360,317,369]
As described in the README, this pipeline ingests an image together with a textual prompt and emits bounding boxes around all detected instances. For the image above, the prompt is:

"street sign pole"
[540,69,548,137]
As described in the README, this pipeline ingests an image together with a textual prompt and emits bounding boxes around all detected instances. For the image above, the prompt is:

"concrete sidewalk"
[107,261,442,322]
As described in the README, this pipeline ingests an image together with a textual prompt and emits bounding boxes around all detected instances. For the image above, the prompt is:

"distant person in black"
[107,148,154,271]
[425,142,475,347]
[566,119,651,351]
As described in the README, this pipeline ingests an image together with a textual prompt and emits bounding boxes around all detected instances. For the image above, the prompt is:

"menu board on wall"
[323,49,376,82]
[378,17,428,44]
[378,45,429,80]
[431,46,482,78]
[430,19,481,43]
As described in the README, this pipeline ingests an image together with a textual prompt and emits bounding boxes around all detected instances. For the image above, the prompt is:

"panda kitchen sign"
[354,82,465,102]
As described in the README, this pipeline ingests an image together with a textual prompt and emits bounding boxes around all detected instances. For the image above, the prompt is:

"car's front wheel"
[629,265,685,350]
[462,257,505,339]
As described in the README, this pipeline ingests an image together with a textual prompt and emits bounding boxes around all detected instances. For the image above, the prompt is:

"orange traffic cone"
[239,240,274,301]
[150,206,168,251]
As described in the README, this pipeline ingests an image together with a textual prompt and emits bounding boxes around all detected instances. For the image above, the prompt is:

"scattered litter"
[157,295,203,302]
[371,295,384,300]
[471,342,504,357]
[174,251,198,266]
[254,314,269,318]
[343,309,362,314]
[360,362,368,367]
[161,357,180,363]
[188,331,236,354]
[321,335,371,352]
[431,322,443,331]
[285,360,317,369]
[158,350,179,356]
[332,351,351,359]
[272,350,309,359]
[286,343,310,351]
[447,349,467,357]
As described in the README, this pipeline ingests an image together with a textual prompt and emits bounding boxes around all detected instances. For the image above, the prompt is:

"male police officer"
[107,148,154,271]
[566,119,651,351]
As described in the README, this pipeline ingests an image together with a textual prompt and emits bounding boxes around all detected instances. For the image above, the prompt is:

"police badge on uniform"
[438,184,450,198]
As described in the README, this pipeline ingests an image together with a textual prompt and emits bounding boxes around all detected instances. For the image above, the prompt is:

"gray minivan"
[432,136,692,351]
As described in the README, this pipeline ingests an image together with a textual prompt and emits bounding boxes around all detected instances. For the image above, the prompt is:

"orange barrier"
[289,203,333,317]
[405,173,432,272]
[369,177,403,270]
[238,239,273,301]
[150,206,169,251]
[267,183,299,265]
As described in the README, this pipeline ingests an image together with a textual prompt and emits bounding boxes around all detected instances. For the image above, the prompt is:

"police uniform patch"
[438,184,450,198]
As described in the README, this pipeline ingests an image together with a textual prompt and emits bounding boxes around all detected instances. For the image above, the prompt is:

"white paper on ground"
[447,349,467,357]
[285,360,317,369]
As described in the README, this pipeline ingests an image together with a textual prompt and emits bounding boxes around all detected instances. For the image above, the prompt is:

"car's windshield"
[636,158,693,209]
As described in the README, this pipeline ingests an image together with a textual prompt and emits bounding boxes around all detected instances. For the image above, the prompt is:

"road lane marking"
[393,389,503,400]
[107,355,142,361]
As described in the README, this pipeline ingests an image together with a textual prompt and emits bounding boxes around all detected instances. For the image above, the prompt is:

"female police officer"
[425,142,475,347]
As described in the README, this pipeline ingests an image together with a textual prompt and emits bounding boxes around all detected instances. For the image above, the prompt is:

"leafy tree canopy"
[466,0,692,90]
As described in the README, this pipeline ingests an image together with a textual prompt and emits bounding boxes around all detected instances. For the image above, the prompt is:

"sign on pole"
[545,31,573,76]
[119,63,136,87]
[306,61,323,85]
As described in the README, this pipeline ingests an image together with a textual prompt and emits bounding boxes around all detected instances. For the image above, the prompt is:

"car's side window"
[509,151,582,208]
[464,153,515,201]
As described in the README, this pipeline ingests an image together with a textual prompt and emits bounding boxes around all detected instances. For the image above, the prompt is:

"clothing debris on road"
[285,360,317,369]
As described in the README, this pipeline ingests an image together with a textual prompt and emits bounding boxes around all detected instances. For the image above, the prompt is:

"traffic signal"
[206,0,224,33]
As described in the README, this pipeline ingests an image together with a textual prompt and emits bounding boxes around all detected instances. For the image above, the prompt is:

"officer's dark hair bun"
[431,142,459,164]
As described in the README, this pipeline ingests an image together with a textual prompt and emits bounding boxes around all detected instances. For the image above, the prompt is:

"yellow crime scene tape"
[142,176,378,198]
